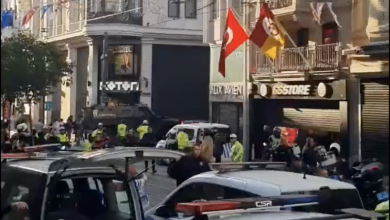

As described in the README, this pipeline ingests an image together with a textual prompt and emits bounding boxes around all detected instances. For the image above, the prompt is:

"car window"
[1,181,4,189]
[179,128,195,140]
[283,189,364,214]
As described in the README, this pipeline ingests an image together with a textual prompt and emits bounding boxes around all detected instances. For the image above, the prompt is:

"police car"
[1,144,185,220]
[145,162,365,220]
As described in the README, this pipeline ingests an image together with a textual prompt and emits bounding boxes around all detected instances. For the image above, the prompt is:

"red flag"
[22,6,39,27]
[218,8,248,77]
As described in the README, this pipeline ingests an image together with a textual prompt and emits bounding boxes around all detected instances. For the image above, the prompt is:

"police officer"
[117,120,127,144]
[229,134,243,162]
[91,123,104,141]
[57,127,70,148]
[137,120,149,140]
[83,135,93,152]
[375,200,389,220]
[269,127,281,149]
[177,129,189,151]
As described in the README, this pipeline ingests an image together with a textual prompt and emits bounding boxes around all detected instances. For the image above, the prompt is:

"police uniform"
[57,133,69,143]
[117,123,127,139]
[229,134,243,162]
[137,121,149,140]
[177,131,189,151]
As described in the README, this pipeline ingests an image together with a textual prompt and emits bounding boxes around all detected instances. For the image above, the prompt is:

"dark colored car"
[83,104,181,140]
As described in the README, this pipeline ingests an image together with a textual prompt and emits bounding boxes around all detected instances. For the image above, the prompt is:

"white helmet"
[16,123,28,131]
[330,143,341,155]
[230,133,237,139]
[142,120,148,125]
[98,122,103,126]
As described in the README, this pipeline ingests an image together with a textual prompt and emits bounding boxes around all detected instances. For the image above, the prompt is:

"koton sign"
[273,85,311,96]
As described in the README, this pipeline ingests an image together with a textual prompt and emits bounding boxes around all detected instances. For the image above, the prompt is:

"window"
[322,22,339,44]
[283,189,363,214]
[168,0,180,18]
[185,0,197,18]
[109,45,136,76]
[297,28,309,47]
[179,128,195,140]
[212,0,219,19]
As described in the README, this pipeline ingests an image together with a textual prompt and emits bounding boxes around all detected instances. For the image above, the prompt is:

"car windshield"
[283,189,364,214]
[44,176,136,220]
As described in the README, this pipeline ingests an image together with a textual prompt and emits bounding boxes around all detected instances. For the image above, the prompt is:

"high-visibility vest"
[91,129,103,139]
[177,131,189,150]
[57,134,69,142]
[137,125,149,140]
[230,141,243,162]
[84,141,92,152]
[117,124,127,137]
[375,201,389,220]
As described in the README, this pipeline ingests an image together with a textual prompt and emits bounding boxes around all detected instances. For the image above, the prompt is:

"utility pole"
[100,32,109,105]
[242,0,251,162]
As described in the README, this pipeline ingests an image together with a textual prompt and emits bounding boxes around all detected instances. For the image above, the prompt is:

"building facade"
[203,0,387,161]
[13,0,210,122]
[349,0,389,164]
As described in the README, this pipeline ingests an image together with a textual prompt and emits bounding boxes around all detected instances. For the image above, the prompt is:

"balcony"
[254,43,344,79]
[87,0,142,25]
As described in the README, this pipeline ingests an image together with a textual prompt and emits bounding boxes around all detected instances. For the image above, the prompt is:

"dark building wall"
[151,45,210,120]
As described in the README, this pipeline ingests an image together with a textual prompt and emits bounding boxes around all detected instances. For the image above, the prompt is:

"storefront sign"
[210,85,243,96]
[273,85,311,96]
[100,81,140,92]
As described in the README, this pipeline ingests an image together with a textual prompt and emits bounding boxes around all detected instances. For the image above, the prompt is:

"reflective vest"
[117,124,127,137]
[375,201,389,220]
[57,134,69,142]
[230,141,243,162]
[177,131,189,150]
[83,141,92,152]
[137,125,149,140]
[91,129,103,138]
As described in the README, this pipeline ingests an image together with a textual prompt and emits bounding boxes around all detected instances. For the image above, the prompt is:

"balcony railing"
[87,0,142,25]
[255,43,342,74]
[263,0,293,10]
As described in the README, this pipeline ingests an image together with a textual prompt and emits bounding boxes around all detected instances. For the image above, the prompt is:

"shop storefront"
[360,78,389,165]
[210,84,243,138]
[252,80,348,151]
[209,44,244,139]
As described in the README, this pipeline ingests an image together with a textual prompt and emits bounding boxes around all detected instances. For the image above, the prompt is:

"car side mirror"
[155,205,175,218]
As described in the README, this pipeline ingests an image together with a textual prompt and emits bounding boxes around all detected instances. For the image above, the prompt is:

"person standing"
[52,119,60,136]
[213,131,224,163]
[74,115,84,145]
[140,127,157,174]
[34,119,45,143]
[117,120,128,145]
[167,145,210,186]
[177,129,189,151]
[137,120,149,140]
[65,116,74,141]
[200,129,215,163]
[230,134,244,162]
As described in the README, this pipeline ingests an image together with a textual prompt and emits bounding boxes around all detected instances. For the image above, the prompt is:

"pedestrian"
[213,131,224,163]
[65,116,73,141]
[229,134,244,162]
[167,144,211,186]
[52,119,60,136]
[74,115,84,145]
[302,137,320,171]
[140,127,157,173]
[34,119,45,144]
[200,129,215,163]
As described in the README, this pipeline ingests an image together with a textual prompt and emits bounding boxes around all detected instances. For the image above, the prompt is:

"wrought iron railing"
[255,43,342,74]
[263,0,293,10]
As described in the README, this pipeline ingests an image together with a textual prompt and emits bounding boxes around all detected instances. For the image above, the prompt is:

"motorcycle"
[93,133,110,149]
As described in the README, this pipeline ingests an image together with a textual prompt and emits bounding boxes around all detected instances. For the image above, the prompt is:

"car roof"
[174,123,229,129]
[193,170,356,193]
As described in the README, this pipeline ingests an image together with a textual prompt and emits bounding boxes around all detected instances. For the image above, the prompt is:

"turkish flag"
[218,8,248,77]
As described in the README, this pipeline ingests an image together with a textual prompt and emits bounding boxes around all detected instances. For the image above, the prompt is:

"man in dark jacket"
[213,132,224,163]
[140,127,157,173]
[168,145,211,186]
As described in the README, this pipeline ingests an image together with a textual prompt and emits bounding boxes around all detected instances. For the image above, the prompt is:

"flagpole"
[242,0,251,162]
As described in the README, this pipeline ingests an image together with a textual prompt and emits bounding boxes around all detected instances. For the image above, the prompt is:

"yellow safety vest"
[177,131,189,150]
[91,129,103,138]
[57,134,69,142]
[83,141,92,152]
[117,124,127,137]
[230,141,244,162]
[137,125,149,140]
[375,201,389,220]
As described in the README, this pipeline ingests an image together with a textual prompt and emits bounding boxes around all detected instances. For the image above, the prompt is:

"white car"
[145,163,364,220]
[155,123,232,164]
